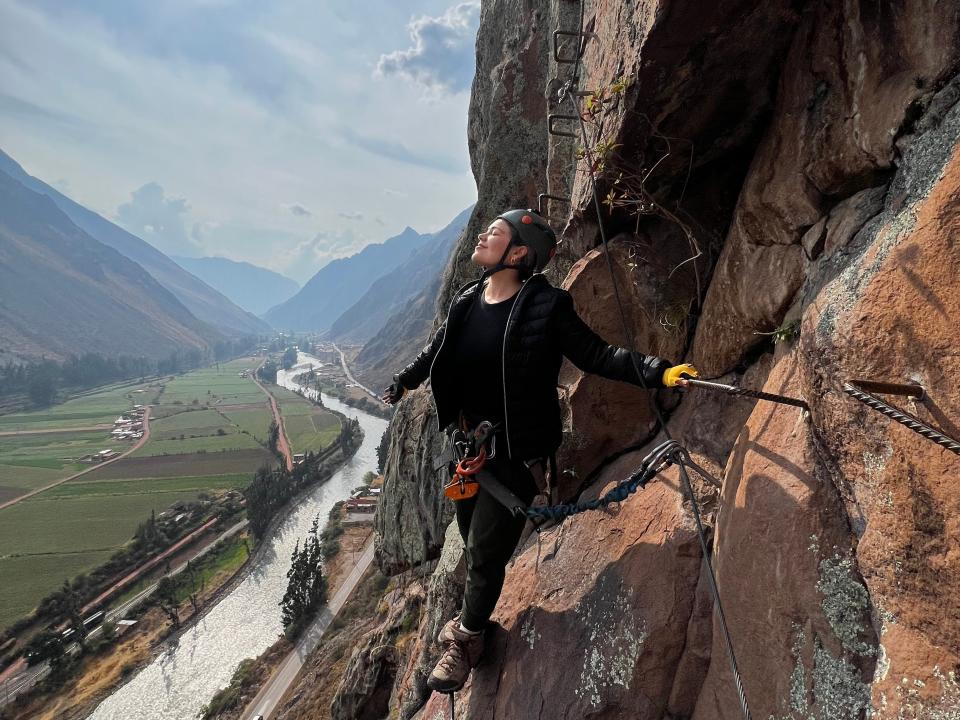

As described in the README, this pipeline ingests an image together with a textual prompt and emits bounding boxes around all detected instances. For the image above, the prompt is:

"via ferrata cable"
[558,6,753,715]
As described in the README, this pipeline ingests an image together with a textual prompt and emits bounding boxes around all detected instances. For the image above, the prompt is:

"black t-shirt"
[448,285,518,425]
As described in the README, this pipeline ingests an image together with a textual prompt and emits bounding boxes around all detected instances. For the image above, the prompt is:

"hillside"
[171,255,299,316]
[328,205,471,344]
[277,2,960,720]
[262,227,433,332]
[350,276,443,393]
[0,150,270,337]
[0,171,212,362]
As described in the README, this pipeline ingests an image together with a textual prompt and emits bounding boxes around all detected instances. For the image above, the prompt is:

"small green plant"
[755,319,800,344]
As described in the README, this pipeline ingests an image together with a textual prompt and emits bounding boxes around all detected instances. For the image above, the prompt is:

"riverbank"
[3,438,361,720]
[4,531,254,720]
[79,367,388,720]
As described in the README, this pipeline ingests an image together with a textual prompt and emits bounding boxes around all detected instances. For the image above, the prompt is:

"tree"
[279,516,327,637]
[281,346,298,370]
[24,629,65,667]
[376,428,390,474]
[27,363,59,406]
[156,576,181,628]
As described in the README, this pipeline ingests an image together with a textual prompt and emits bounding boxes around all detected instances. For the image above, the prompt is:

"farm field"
[82,449,276,480]
[0,383,149,503]
[0,378,159,432]
[0,356,279,631]
[132,358,270,458]
[0,551,115,630]
[268,385,341,454]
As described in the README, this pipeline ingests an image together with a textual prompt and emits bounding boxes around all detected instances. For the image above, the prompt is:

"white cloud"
[275,228,369,282]
[116,182,201,257]
[0,0,477,276]
[376,2,480,94]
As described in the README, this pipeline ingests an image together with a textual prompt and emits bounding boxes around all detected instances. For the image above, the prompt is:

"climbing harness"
[444,420,498,500]
[844,379,960,456]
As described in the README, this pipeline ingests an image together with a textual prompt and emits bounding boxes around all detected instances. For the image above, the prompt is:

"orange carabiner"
[455,446,487,477]
[444,447,487,500]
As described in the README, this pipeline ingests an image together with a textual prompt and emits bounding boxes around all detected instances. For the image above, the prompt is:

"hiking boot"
[427,618,484,693]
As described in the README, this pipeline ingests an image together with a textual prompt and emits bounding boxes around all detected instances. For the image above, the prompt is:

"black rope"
[557,8,753,715]
[843,382,960,456]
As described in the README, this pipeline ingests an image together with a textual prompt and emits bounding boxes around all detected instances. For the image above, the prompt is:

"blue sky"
[0,0,479,282]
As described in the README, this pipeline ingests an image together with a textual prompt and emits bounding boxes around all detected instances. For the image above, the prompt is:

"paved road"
[331,344,379,399]
[0,406,152,512]
[253,363,293,472]
[242,538,376,720]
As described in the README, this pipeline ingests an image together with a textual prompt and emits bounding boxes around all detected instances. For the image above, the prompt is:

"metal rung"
[847,378,925,400]
[538,193,571,216]
[844,379,959,456]
[548,114,578,138]
[553,29,596,64]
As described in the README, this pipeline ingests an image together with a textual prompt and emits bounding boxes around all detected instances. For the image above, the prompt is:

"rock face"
[316,2,960,720]
[374,391,453,575]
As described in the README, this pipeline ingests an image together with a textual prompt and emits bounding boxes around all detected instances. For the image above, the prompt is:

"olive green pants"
[454,456,539,631]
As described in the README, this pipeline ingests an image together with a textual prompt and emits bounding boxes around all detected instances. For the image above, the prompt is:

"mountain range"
[171,256,299,316]
[0,150,269,337]
[263,227,435,331]
[327,205,472,343]
[0,169,211,362]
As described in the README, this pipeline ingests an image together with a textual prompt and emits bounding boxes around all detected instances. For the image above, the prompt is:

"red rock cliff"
[330,1,960,719]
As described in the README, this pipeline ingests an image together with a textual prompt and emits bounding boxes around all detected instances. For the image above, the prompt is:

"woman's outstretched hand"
[662,363,699,388]
[381,376,406,405]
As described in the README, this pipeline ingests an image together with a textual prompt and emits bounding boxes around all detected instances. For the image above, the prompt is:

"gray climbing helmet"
[496,209,558,272]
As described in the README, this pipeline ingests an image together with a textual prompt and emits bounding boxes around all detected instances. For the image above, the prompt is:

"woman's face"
[472,219,526,269]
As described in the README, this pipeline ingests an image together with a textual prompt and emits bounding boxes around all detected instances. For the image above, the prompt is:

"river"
[88,353,388,720]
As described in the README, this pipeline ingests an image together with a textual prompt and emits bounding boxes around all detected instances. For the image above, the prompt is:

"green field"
[0,429,125,503]
[0,471,250,629]
[135,359,271,458]
[219,407,273,444]
[0,379,158,432]
[156,358,263,408]
[268,386,341,454]
[0,550,115,630]
[0,357,274,631]
[82,449,276,480]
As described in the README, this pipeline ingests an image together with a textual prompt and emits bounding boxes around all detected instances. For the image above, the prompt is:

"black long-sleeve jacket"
[397,274,670,460]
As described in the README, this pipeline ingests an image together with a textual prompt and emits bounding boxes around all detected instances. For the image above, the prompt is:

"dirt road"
[0,407,152,512]
[252,364,293,472]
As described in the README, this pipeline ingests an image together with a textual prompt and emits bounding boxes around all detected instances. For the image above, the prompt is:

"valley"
[0,356,345,632]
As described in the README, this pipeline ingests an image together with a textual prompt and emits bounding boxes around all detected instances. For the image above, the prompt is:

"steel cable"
[843,383,960,456]
[556,5,753,715]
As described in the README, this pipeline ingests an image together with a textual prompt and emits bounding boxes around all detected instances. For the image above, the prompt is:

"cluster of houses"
[79,448,121,464]
[345,485,381,514]
[110,405,145,441]
[78,406,146,465]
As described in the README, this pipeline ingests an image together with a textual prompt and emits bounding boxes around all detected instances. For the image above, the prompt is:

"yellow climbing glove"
[662,363,699,388]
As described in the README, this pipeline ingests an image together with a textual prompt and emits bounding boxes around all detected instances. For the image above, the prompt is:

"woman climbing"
[380,208,696,693]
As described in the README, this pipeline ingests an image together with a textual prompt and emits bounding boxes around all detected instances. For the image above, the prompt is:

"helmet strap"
[480,237,522,280]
